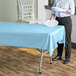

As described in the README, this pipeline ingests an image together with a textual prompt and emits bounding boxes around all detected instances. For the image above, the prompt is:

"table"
[0,22,65,74]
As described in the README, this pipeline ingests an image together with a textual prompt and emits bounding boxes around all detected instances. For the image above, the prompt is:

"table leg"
[39,50,43,74]
[50,56,52,64]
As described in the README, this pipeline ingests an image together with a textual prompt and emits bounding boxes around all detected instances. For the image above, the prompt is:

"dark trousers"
[56,16,72,59]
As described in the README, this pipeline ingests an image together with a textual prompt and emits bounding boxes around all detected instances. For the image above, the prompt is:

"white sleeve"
[69,0,75,15]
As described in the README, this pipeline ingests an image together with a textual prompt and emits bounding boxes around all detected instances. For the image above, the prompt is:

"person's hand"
[50,14,55,20]
[50,16,53,20]
[63,8,68,13]
[63,8,71,14]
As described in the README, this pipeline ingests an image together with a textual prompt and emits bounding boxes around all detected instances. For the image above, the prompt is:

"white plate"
[52,7,66,12]
[45,20,58,27]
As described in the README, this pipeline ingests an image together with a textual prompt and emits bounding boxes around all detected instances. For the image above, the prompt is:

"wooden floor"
[0,46,76,76]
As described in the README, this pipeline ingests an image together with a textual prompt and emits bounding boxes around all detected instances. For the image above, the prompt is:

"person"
[50,0,75,64]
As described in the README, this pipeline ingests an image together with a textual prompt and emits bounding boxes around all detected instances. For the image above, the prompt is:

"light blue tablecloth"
[0,22,65,56]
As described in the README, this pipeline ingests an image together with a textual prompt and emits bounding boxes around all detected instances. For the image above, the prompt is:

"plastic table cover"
[0,22,65,56]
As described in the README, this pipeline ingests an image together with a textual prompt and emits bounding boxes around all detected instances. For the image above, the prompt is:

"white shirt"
[51,0,75,17]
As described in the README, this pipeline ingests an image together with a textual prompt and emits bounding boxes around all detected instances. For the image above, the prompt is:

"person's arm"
[63,0,75,14]
[50,1,56,20]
